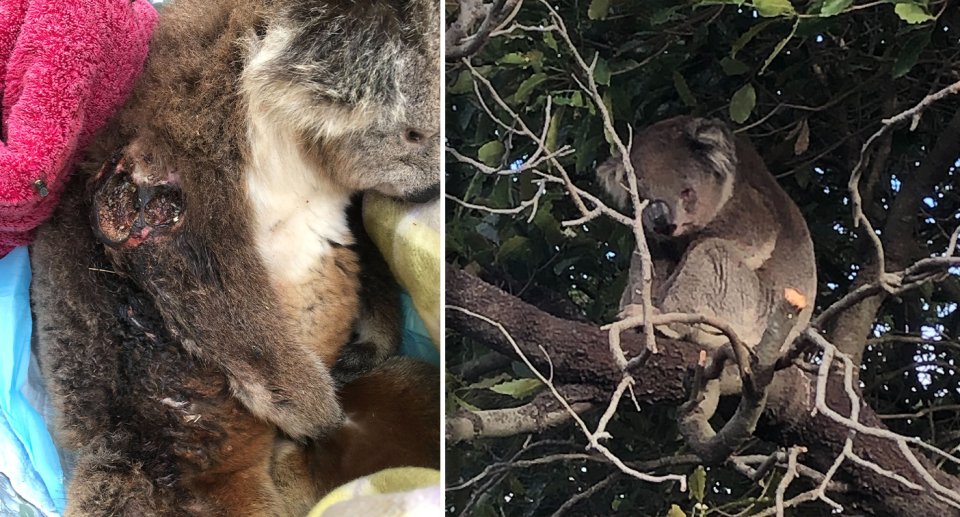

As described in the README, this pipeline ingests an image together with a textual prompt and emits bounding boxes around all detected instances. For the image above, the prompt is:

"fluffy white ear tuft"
[595,153,630,210]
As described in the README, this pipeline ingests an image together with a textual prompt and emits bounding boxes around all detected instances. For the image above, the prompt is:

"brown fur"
[31,0,439,514]
[273,357,441,516]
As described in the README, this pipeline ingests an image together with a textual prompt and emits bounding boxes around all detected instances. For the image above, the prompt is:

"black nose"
[642,200,675,236]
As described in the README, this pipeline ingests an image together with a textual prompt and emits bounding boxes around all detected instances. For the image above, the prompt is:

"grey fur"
[597,116,817,358]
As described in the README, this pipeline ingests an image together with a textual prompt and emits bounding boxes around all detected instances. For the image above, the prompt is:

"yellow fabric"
[362,192,441,347]
[307,467,441,517]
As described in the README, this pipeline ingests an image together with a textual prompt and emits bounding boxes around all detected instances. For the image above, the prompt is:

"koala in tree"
[31,0,440,514]
[596,116,816,363]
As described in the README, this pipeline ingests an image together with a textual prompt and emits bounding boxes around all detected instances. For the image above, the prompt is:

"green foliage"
[689,466,707,504]
[446,1,960,515]
[730,83,757,123]
[894,3,935,24]
[490,378,544,399]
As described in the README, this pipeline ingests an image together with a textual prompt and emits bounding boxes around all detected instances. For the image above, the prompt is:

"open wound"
[92,154,183,248]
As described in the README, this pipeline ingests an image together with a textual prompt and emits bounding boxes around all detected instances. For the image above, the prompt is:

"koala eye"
[680,188,697,209]
[405,129,424,143]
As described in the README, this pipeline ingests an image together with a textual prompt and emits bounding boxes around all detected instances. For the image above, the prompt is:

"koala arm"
[657,237,773,350]
[137,265,344,441]
[618,240,678,313]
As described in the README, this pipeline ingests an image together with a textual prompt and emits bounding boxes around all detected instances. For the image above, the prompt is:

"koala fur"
[30,0,440,515]
[597,116,817,357]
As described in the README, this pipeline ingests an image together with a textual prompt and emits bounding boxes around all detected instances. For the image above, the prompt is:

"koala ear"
[685,118,737,179]
[596,153,630,210]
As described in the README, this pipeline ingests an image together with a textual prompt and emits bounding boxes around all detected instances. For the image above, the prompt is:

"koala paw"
[232,367,344,441]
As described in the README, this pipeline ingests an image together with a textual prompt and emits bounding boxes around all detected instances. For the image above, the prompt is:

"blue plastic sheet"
[0,247,64,515]
[398,289,440,367]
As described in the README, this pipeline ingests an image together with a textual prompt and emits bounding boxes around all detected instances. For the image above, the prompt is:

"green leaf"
[489,378,544,398]
[594,57,611,86]
[720,56,750,75]
[689,466,707,503]
[673,71,697,107]
[754,0,796,17]
[448,70,474,94]
[796,16,838,38]
[588,0,610,20]
[478,141,505,167]
[545,106,563,156]
[731,20,774,58]
[515,73,548,103]
[508,475,526,495]
[667,504,688,517]
[466,372,511,389]
[795,166,812,189]
[544,31,559,52]
[498,52,527,65]
[553,91,584,107]
[490,176,512,207]
[894,3,934,24]
[759,18,799,75]
[572,90,584,107]
[602,90,615,122]
[729,84,756,123]
[453,394,481,412]
[526,50,545,72]
[819,0,853,16]
[892,30,931,78]
[651,5,685,25]
[497,235,529,261]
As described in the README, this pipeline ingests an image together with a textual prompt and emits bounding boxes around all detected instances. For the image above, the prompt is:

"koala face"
[632,117,737,238]
[323,66,441,202]
[244,0,441,203]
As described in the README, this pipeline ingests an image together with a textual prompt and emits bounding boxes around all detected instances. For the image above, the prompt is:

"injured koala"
[30,0,440,515]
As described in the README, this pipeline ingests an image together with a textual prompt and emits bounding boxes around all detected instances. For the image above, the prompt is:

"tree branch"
[447,265,960,517]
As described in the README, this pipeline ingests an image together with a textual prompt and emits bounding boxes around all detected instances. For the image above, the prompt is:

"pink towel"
[0,0,158,257]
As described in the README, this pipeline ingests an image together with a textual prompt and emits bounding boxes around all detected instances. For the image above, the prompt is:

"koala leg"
[658,237,767,349]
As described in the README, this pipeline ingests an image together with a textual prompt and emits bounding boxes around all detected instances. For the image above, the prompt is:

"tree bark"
[447,265,960,517]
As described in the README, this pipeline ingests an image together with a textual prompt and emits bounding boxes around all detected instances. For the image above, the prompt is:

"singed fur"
[31,0,441,515]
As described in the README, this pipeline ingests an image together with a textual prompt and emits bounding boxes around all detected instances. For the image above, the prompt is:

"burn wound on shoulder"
[92,153,183,248]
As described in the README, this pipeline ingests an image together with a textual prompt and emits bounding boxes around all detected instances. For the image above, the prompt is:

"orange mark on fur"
[784,288,807,309]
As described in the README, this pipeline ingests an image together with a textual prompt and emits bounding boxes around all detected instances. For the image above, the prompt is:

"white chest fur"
[244,106,353,285]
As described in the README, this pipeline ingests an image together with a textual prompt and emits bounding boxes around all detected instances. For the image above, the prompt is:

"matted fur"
[31,0,440,515]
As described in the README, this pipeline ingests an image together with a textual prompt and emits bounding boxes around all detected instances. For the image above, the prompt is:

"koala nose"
[642,200,675,236]
[404,127,438,146]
